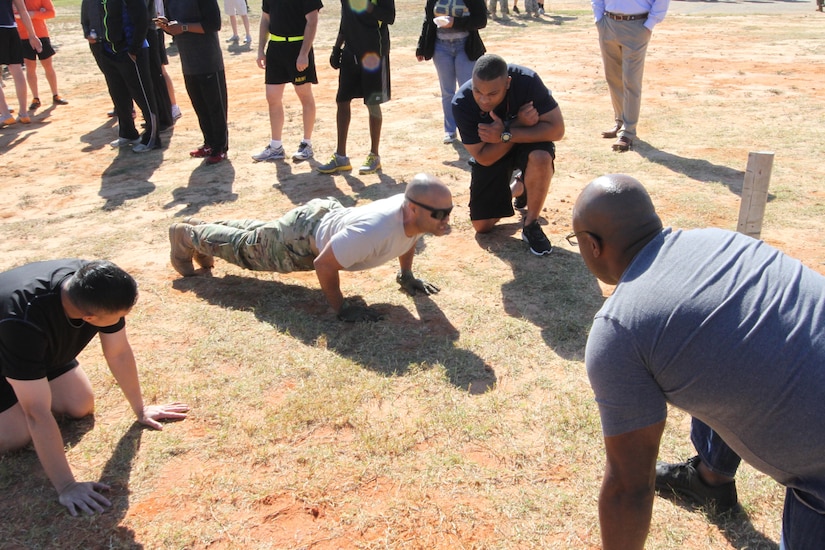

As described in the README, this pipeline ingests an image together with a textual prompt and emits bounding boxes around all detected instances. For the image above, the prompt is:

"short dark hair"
[65,260,138,315]
[473,54,508,81]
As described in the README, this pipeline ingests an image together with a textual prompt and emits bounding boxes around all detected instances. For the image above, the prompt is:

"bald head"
[405,173,451,204]
[572,174,663,283]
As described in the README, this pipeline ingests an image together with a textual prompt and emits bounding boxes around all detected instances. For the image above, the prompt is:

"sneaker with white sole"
[171,105,182,121]
[443,132,456,144]
[110,137,141,148]
[292,141,314,162]
[317,153,352,174]
[522,220,553,256]
[226,35,239,43]
[358,152,381,174]
[133,138,161,153]
[251,144,285,162]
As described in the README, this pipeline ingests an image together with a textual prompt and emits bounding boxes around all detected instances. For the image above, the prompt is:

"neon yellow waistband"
[269,34,304,42]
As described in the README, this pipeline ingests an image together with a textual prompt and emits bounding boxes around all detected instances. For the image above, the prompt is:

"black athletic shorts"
[0,360,79,413]
[0,27,24,65]
[265,40,317,86]
[468,141,556,221]
[335,46,390,105]
[22,36,55,61]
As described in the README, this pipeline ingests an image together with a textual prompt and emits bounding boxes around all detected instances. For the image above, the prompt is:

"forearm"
[258,15,269,53]
[106,349,146,419]
[315,266,345,313]
[27,412,76,494]
[300,16,319,58]
[398,246,416,274]
[14,1,38,37]
[511,120,563,143]
[471,142,514,166]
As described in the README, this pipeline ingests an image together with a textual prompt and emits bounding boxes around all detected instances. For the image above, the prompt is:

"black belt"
[605,11,648,21]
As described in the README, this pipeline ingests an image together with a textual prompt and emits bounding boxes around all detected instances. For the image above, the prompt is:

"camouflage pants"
[189,198,343,272]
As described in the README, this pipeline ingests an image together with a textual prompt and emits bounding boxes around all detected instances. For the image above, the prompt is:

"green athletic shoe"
[317,153,352,174]
[358,152,381,174]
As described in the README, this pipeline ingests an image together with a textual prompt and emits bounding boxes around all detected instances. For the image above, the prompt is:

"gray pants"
[190,197,342,273]
[597,16,652,140]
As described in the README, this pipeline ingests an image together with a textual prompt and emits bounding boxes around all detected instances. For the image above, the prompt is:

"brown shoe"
[612,136,633,152]
[179,218,214,268]
[601,122,621,139]
[169,223,197,276]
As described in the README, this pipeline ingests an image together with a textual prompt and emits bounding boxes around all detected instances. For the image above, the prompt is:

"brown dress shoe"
[612,136,633,152]
[601,122,622,139]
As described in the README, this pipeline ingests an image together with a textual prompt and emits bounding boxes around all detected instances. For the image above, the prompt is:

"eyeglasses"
[565,231,601,246]
[406,196,453,221]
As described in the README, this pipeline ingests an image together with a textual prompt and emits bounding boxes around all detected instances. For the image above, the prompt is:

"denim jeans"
[690,417,741,478]
[780,487,825,549]
[692,418,825,548]
[432,37,474,135]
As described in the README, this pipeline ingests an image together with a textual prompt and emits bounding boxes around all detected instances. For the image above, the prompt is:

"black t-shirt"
[262,0,323,36]
[452,64,559,145]
[339,0,394,56]
[0,259,125,381]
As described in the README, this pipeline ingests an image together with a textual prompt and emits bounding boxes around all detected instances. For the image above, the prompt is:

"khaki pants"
[597,16,652,140]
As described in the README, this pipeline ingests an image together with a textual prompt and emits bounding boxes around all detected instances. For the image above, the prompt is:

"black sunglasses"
[406,197,453,221]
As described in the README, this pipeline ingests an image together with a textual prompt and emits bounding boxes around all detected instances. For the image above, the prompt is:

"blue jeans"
[692,418,825,548]
[691,418,741,478]
[432,37,474,135]
[780,487,825,550]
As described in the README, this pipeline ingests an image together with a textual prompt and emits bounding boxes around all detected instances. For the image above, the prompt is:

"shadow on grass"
[474,221,605,360]
[0,422,145,549]
[633,139,776,200]
[657,492,780,549]
[172,274,497,394]
[80,116,118,153]
[271,161,404,206]
[164,158,238,217]
[99,145,162,211]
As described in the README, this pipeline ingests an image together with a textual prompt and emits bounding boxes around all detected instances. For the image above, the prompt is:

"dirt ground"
[1,0,824,548]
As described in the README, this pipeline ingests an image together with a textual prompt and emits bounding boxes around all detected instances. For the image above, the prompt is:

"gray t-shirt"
[586,228,825,507]
[314,194,418,271]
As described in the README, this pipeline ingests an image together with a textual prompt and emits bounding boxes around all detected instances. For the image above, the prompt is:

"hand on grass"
[138,402,190,430]
[58,481,112,516]
[396,271,440,296]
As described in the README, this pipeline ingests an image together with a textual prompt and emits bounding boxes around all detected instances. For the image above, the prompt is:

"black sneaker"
[522,220,552,256]
[655,456,739,513]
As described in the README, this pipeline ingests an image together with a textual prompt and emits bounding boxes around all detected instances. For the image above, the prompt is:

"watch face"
[501,132,512,143]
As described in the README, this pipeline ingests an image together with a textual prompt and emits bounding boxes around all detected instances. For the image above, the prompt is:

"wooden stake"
[737,152,774,239]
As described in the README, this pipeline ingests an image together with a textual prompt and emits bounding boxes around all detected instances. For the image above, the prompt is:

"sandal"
[612,136,632,152]
[601,122,621,139]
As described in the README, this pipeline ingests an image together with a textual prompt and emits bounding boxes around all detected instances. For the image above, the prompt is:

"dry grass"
[2,0,822,548]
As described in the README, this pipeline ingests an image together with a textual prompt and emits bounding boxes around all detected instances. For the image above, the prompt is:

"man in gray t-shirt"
[168,174,453,321]
[571,174,825,550]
